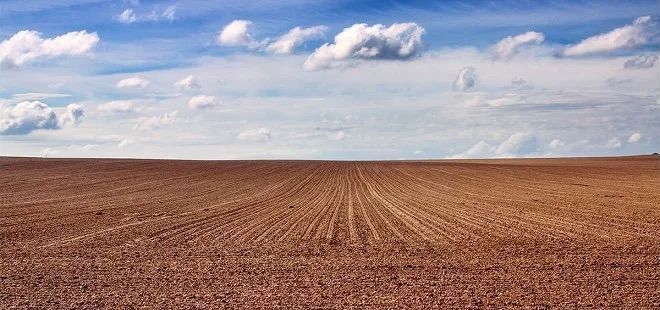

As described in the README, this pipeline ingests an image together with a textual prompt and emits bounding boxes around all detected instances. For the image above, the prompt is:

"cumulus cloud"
[1,101,63,135]
[218,21,328,54]
[453,67,476,91]
[563,16,656,57]
[624,54,658,69]
[98,100,140,113]
[628,132,642,143]
[118,9,137,24]
[57,104,84,127]
[174,75,201,91]
[0,30,99,68]
[116,76,150,89]
[0,101,57,135]
[303,22,425,70]
[134,111,178,131]
[266,26,327,54]
[188,95,218,109]
[218,20,257,47]
[492,31,544,60]
[237,127,271,142]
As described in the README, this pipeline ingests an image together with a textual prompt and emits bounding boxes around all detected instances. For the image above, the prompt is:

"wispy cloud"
[624,54,658,69]
[237,127,271,142]
[563,16,656,57]
[266,26,328,55]
[116,5,176,24]
[134,111,178,131]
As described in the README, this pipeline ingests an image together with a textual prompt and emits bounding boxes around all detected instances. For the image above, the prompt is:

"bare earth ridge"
[1,156,659,308]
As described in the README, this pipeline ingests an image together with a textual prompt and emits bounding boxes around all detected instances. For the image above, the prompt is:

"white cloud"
[452,133,538,158]
[605,137,622,149]
[174,75,201,91]
[624,54,658,69]
[237,127,271,142]
[218,20,256,47]
[328,131,345,141]
[0,30,99,68]
[303,22,425,70]
[266,26,327,54]
[563,16,656,57]
[549,139,564,149]
[98,100,140,113]
[628,132,642,143]
[57,103,84,127]
[117,138,134,148]
[492,31,544,60]
[495,132,537,156]
[116,76,150,89]
[161,5,176,21]
[118,6,175,24]
[3,41,659,160]
[118,9,136,24]
[188,95,218,109]
[453,67,475,91]
[12,93,71,101]
[68,144,97,152]
[218,21,328,53]
[0,102,84,135]
[134,111,178,131]
[461,141,496,158]
[1,101,60,135]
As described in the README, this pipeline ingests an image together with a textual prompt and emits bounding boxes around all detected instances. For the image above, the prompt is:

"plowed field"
[1,156,659,308]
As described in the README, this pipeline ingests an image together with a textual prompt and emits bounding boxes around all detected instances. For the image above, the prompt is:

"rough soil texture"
[1,156,659,308]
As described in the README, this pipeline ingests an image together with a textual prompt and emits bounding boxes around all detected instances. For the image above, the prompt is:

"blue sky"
[1,0,658,159]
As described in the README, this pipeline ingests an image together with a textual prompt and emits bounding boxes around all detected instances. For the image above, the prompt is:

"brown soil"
[1,156,659,308]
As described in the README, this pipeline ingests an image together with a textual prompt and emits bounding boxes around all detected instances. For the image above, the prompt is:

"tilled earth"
[1,156,659,308]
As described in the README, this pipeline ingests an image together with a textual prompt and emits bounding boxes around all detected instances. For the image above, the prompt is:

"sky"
[0,0,658,160]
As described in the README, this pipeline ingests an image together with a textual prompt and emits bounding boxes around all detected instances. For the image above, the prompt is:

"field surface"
[1,156,659,308]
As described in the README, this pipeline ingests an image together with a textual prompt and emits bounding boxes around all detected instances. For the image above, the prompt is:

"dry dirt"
[1,156,659,308]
